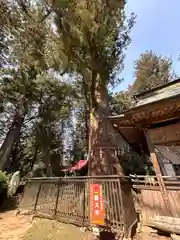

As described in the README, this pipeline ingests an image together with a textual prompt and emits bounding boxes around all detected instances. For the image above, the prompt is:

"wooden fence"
[131,175,180,233]
[18,176,137,237]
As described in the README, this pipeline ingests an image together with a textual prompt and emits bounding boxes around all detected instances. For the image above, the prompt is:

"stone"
[137,222,142,233]
[171,234,180,240]
[80,227,87,232]
[8,171,20,196]
[141,226,157,234]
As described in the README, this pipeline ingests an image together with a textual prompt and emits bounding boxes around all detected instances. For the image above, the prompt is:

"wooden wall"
[132,176,180,225]
[139,189,180,223]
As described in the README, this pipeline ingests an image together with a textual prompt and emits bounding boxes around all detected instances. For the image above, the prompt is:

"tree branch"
[17,0,52,23]
[23,114,39,125]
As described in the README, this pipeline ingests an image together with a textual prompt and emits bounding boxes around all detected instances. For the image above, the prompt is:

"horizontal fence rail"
[19,174,180,232]
[131,175,180,190]
[130,175,180,225]
[19,176,137,235]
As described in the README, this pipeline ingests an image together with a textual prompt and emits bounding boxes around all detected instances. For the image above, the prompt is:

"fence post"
[118,178,128,237]
[82,180,86,226]
[34,183,42,214]
[54,180,60,217]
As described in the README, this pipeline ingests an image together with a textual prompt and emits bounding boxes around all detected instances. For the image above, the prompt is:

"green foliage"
[121,153,146,175]
[0,0,164,177]
[110,90,132,115]
[131,50,175,95]
[40,0,136,112]
[0,171,9,188]
[0,1,76,174]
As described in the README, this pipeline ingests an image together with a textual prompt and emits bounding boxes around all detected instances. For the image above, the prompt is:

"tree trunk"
[43,150,53,177]
[7,139,20,173]
[30,146,38,172]
[84,103,89,155]
[0,107,25,171]
[88,82,129,176]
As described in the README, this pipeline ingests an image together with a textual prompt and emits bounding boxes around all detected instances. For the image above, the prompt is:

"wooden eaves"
[108,79,180,154]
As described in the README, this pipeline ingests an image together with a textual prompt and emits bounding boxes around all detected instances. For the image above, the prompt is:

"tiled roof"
[133,80,180,107]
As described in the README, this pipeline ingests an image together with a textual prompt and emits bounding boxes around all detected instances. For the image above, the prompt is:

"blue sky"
[116,0,180,92]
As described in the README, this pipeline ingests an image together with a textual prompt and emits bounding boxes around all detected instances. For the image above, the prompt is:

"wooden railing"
[131,175,180,231]
[18,176,137,236]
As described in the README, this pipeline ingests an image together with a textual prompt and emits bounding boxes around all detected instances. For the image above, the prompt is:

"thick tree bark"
[43,150,53,177]
[30,146,38,172]
[7,139,20,173]
[0,106,25,171]
[84,103,89,154]
[88,81,129,176]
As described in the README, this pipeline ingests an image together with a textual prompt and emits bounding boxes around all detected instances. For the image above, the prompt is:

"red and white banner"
[90,184,105,226]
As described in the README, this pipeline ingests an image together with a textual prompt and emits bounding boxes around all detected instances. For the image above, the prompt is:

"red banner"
[90,184,105,225]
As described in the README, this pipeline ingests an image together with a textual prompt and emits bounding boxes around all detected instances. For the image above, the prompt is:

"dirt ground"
[0,210,172,240]
[135,232,170,240]
[0,210,32,240]
[23,219,93,240]
[0,210,93,240]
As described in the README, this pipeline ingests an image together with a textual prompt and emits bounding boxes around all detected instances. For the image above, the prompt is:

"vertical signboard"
[90,184,105,225]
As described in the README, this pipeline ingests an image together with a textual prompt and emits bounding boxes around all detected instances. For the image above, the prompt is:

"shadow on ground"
[23,219,93,240]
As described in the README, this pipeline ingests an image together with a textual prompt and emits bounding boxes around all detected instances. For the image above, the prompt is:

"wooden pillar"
[144,129,172,215]
[144,129,163,175]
